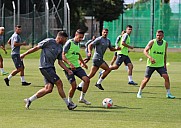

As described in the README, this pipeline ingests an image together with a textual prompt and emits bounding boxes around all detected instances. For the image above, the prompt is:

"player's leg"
[110,52,117,66]
[157,67,175,99]
[20,60,31,85]
[137,66,154,98]
[95,62,111,90]
[125,56,137,85]
[0,55,8,75]
[75,68,91,105]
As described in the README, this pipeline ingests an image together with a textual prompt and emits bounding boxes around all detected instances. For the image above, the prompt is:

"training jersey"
[117,33,130,56]
[63,39,80,68]
[115,35,122,47]
[147,39,166,67]
[91,36,112,60]
[38,38,63,69]
[10,32,21,55]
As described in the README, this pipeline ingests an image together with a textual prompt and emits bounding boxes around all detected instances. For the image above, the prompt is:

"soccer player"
[21,31,76,110]
[77,28,121,91]
[0,27,8,75]
[62,29,91,105]
[106,25,137,85]
[4,25,31,86]
[83,35,96,63]
[137,30,175,99]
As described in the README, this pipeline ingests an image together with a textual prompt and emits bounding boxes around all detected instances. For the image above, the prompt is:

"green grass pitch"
[0,49,181,128]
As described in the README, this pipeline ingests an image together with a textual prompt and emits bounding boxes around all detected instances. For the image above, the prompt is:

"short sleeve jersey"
[38,38,63,68]
[91,36,112,60]
[10,32,21,55]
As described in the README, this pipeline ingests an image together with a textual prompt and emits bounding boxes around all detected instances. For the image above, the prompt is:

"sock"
[29,94,37,102]
[138,88,142,95]
[63,98,69,106]
[8,74,13,80]
[101,70,105,74]
[78,81,84,88]
[166,89,171,95]
[97,78,104,84]
[80,92,85,100]
[21,76,26,82]
[68,97,72,103]
[0,68,4,73]
[128,75,133,82]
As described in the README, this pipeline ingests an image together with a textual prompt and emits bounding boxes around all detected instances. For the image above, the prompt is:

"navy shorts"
[12,54,24,69]
[40,67,60,85]
[92,58,106,67]
[64,67,87,84]
[115,54,131,66]
[145,66,167,78]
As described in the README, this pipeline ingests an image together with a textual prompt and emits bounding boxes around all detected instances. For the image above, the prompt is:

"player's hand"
[87,52,92,58]
[69,63,76,70]
[116,47,121,50]
[22,42,27,46]
[129,46,134,49]
[150,57,156,64]
[67,69,73,75]
[20,54,25,59]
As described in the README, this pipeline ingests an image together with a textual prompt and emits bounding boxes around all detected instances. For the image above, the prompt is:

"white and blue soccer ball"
[102,98,113,108]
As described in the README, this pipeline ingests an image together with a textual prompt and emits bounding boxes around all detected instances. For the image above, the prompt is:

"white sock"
[138,88,142,95]
[128,75,133,82]
[166,89,171,95]
[21,76,26,82]
[97,78,104,84]
[125,66,128,71]
[8,74,13,80]
[63,98,69,106]
[68,97,72,103]
[80,92,85,100]
[101,70,105,74]
[78,81,84,88]
[29,94,37,102]
[0,68,4,73]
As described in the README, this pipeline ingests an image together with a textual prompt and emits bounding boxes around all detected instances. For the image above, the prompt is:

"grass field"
[0,49,181,128]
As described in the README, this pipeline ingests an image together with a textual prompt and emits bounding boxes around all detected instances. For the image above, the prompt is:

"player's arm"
[78,53,88,69]
[20,45,40,59]
[87,42,94,58]
[122,41,133,49]
[0,45,7,54]
[13,41,26,47]
[58,60,73,75]
[164,42,168,68]
[109,39,121,51]
[7,39,11,45]
[144,40,155,64]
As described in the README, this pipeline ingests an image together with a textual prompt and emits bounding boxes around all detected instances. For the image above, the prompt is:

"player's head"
[156,29,164,41]
[0,27,5,35]
[56,31,68,44]
[126,25,132,35]
[102,28,109,38]
[15,25,22,34]
[74,29,85,42]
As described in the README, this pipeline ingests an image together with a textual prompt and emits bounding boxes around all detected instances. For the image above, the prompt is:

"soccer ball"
[102,98,113,108]
[139,58,143,62]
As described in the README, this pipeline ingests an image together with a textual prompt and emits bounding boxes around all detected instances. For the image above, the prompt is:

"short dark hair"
[102,28,109,31]
[57,31,68,37]
[76,29,85,35]
[16,25,21,28]
[157,29,164,34]
[126,25,132,28]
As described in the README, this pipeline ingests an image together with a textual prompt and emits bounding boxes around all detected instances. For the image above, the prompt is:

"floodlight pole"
[2,3,5,46]
[32,4,36,48]
[17,0,20,25]
[45,0,49,38]
[150,0,154,39]
[64,0,67,32]
[66,2,70,37]
[12,1,16,30]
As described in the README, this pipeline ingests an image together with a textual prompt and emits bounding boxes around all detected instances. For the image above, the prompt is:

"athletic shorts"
[115,54,131,66]
[114,52,118,56]
[64,67,87,84]
[40,67,60,85]
[92,58,106,67]
[11,54,24,69]
[145,66,167,78]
